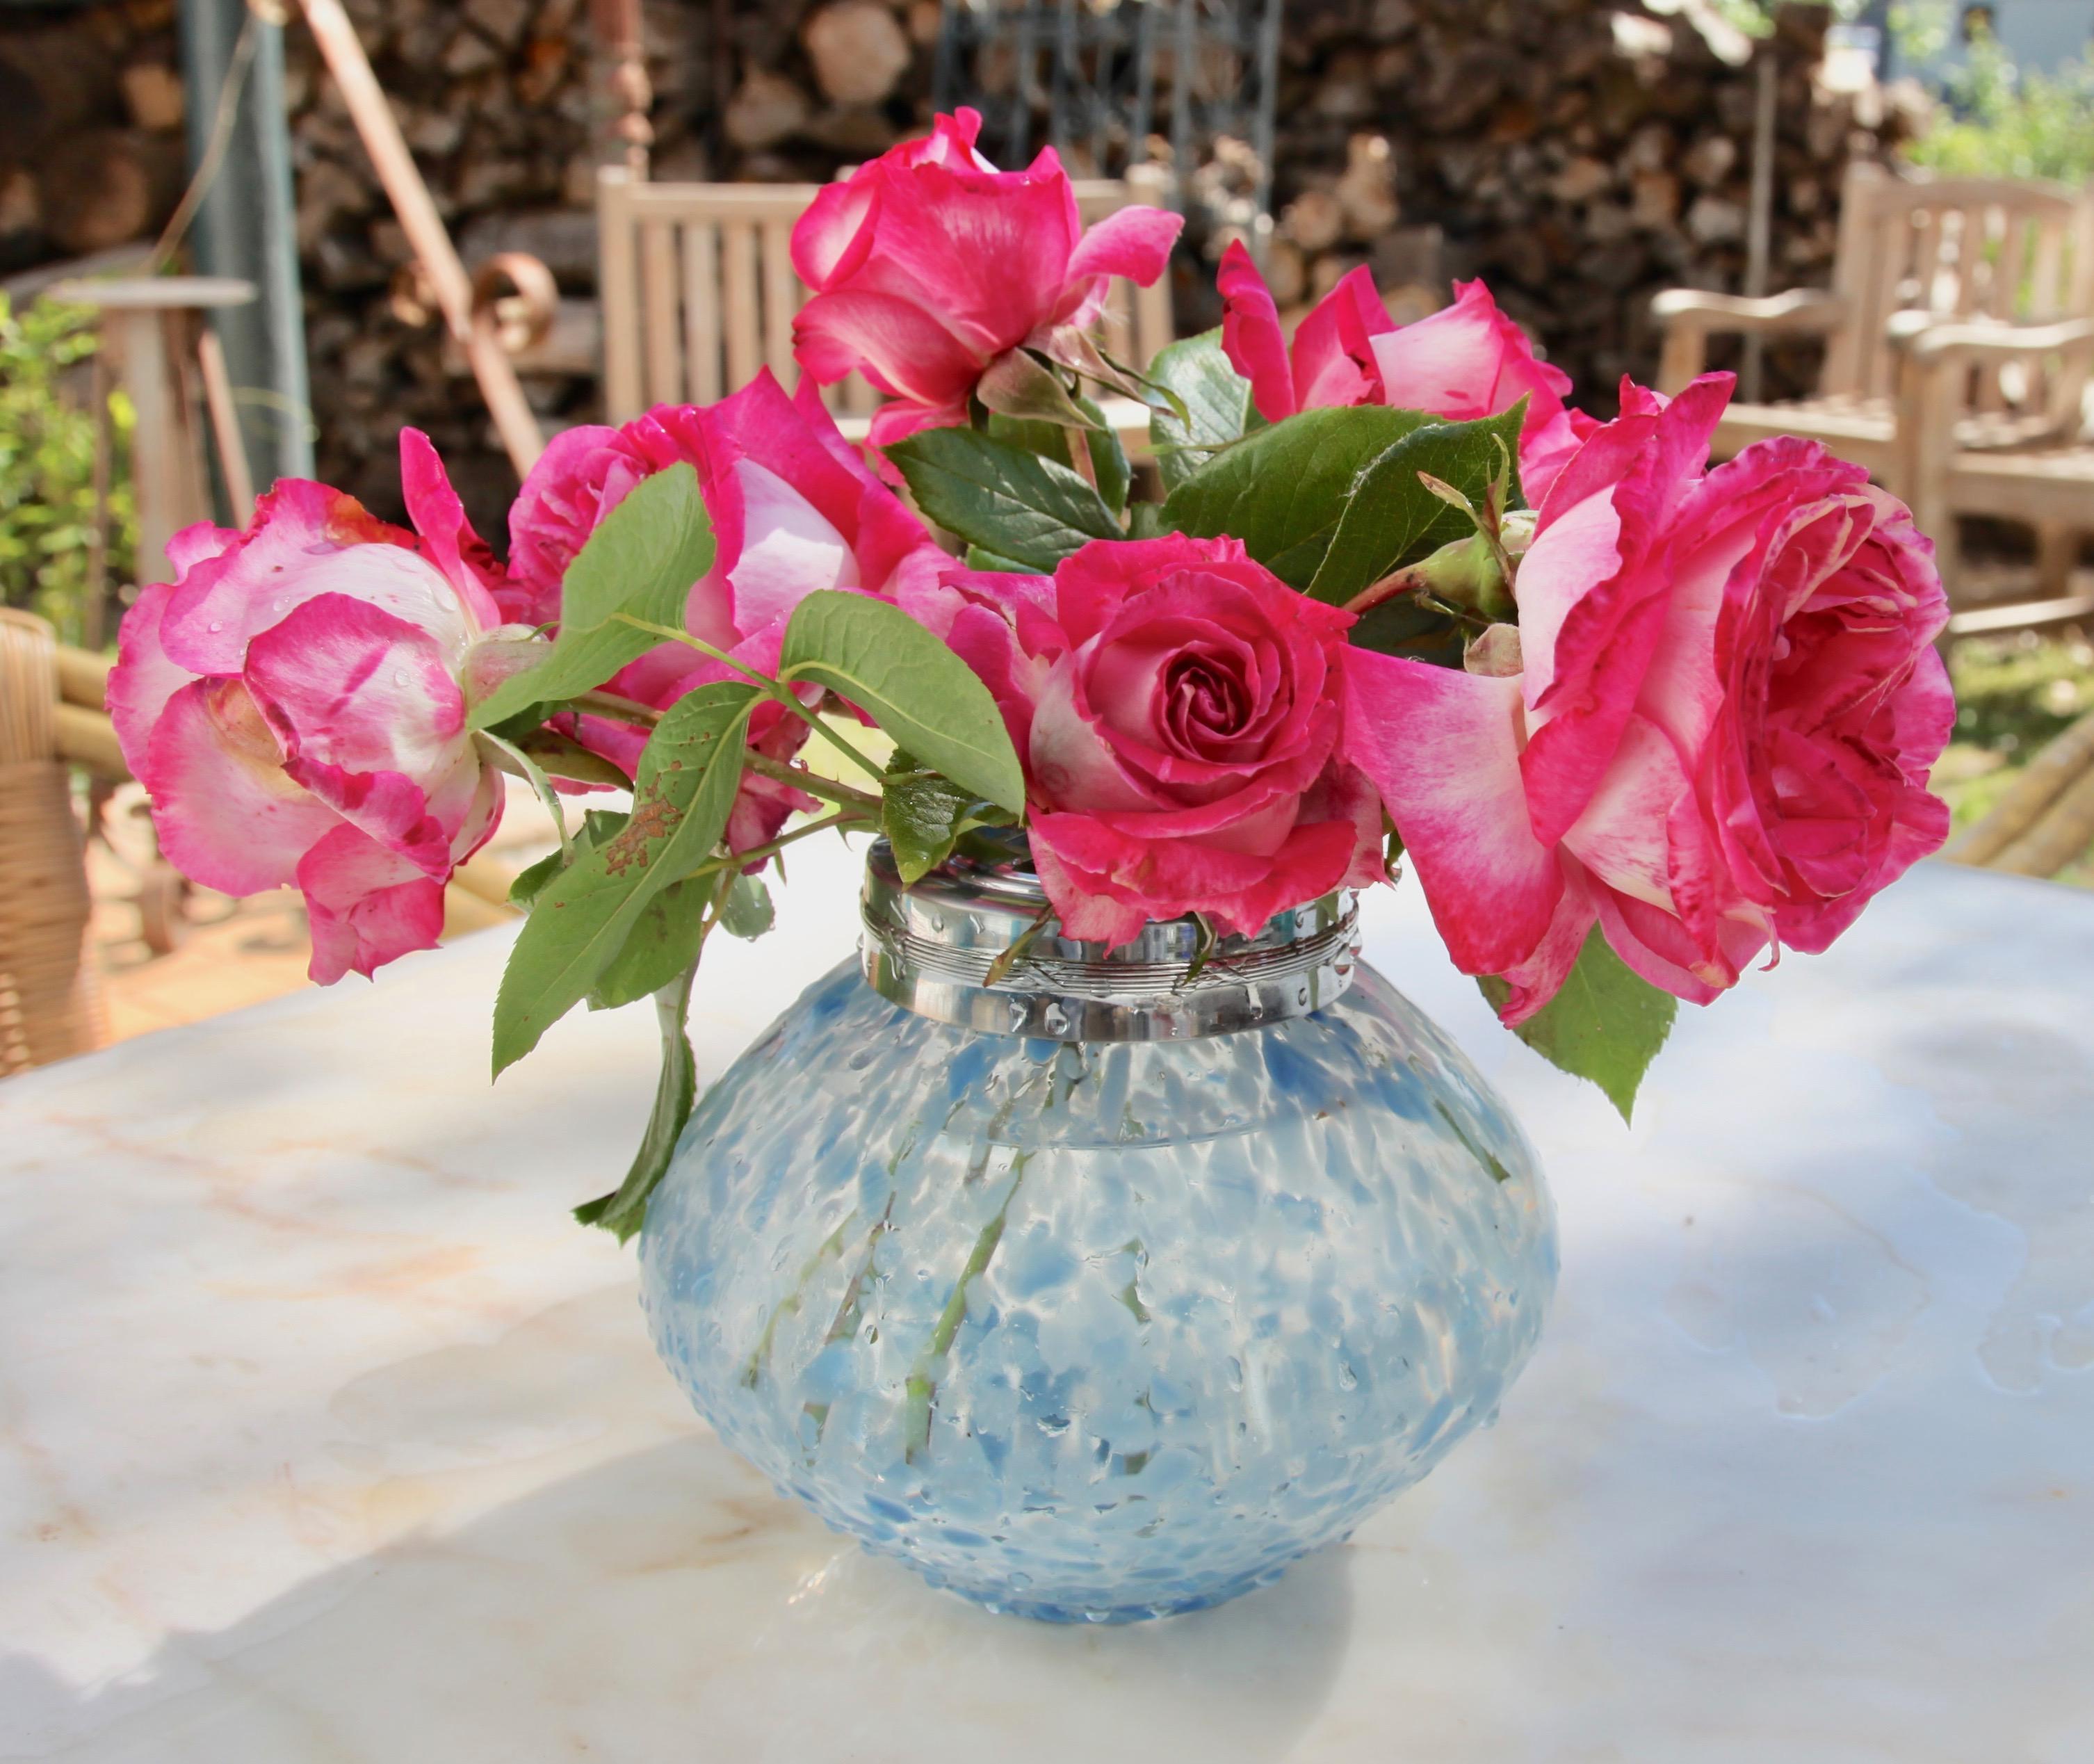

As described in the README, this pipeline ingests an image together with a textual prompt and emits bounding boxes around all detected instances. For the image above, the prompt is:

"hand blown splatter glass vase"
[640,837,1557,1623]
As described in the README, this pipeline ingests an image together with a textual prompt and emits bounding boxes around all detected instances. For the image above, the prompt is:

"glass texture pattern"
[641,957,1556,1622]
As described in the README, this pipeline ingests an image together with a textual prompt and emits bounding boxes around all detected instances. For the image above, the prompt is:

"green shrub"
[0,296,135,649]
[1898,7,2094,183]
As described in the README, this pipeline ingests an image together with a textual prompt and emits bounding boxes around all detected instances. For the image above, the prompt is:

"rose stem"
[742,752,883,814]
[610,615,888,782]
[681,809,868,884]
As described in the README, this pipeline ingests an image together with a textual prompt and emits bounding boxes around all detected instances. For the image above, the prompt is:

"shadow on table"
[4,1428,1356,1763]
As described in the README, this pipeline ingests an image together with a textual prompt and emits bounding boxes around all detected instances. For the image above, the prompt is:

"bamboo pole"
[297,0,544,478]
[1946,702,2094,866]
[1992,764,2094,877]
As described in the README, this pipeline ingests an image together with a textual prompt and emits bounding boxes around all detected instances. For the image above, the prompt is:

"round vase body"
[640,953,1557,1624]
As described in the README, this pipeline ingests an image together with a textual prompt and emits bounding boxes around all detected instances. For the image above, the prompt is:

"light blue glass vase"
[640,839,1557,1624]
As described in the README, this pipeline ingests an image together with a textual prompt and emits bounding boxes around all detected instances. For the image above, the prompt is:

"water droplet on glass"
[1337,1363,1358,1391]
[1007,1001,1030,1033]
[927,911,945,933]
[1226,1357,1244,1391]
[1296,983,1312,1008]
[1042,1003,1071,1037]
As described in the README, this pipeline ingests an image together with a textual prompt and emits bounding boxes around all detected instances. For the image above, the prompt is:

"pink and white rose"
[920,533,1386,946]
[109,432,519,983]
[506,369,950,851]
[790,108,1182,449]
[1216,243,1598,503]
[1346,376,1955,1021]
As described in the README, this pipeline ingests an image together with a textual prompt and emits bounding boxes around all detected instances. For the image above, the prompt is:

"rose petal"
[298,823,448,984]
[1342,649,1562,976]
[140,677,342,896]
[1217,240,1298,423]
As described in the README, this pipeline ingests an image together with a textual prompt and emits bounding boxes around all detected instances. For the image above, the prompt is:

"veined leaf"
[1478,927,1676,1124]
[880,751,1015,884]
[717,871,775,939]
[779,590,1025,812]
[1162,405,1429,588]
[590,876,711,1010]
[492,681,757,1074]
[988,400,1130,516]
[1306,402,1529,606]
[1146,329,1260,493]
[469,464,715,731]
[574,966,700,1242]
[884,426,1119,572]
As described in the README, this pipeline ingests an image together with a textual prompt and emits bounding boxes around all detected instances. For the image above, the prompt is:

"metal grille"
[932,0,1281,227]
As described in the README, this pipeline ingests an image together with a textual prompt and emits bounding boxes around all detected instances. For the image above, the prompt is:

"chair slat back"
[598,168,1177,426]
[1821,163,2094,420]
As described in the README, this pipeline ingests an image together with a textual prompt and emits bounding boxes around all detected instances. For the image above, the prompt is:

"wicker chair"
[0,610,107,1074]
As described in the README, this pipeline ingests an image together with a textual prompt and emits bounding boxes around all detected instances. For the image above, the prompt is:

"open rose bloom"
[110,433,523,983]
[790,107,1181,447]
[111,108,1954,1147]
[507,369,947,851]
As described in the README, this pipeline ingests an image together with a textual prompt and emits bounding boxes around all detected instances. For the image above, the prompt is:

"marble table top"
[3,844,2091,1763]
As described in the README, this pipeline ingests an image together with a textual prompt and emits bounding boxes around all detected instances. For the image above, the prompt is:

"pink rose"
[923,534,1385,945]
[109,432,517,983]
[1346,377,1955,1021]
[789,108,1182,449]
[506,369,949,851]
[1217,243,1598,503]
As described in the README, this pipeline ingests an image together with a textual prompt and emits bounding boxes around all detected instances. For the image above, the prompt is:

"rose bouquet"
[113,111,1955,1244]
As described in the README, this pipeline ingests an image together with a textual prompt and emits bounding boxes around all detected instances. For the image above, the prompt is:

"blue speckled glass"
[640,956,1557,1623]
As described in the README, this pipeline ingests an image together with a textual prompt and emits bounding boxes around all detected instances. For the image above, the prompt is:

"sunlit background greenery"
[0,296,135,649]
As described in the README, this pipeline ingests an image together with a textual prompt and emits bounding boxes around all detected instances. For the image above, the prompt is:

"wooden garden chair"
[1894,311,2094,631]
[1653,162,2094,492]
[596,167,1175,451]
[0,611,107,1074]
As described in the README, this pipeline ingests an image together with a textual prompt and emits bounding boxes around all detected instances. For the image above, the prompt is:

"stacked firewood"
[3,0,1918,541]
[0,3,188,273]
[1251,0,1921,410]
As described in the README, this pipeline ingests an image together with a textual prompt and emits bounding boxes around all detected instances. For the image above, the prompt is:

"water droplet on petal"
[391,670,409,688]
[206,620,225,633]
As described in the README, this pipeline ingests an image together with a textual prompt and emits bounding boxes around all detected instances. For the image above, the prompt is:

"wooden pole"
[298,0,544,478]
[590,0,652,177]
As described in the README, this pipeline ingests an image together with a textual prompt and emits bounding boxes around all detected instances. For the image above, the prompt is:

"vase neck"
[857,839,1359,1043]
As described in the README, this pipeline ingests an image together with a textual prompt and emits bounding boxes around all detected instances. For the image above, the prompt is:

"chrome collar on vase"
[859,833,1361,1042]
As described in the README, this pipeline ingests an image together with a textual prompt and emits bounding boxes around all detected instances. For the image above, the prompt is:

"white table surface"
[3,843,2091,1763]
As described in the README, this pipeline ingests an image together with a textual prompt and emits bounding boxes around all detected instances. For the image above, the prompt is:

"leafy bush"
[1898,6,2094,182]
[0,296,134,648]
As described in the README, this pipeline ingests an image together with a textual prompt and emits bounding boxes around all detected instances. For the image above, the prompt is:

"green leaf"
[574,966,700,1242]
[717,871,775,939]
[491,681,758,1074]
[468,464,715,731]
[1162,405,1429,588]
[779,590,1025,812]
[1347,592,1468,667]
[880,754,1014,884]
[507,846,567,911]
[1126,502,1177,540]
[989,399,1130,516]
[977,348,1100,430]
[590,877,711,1010]
[884,426,1119,572]
[1305,403,1529,606]
[1478,928,1676,1124]
[475,730,573,862]
[1146,329,1260,493]
[964,543,1035,572]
